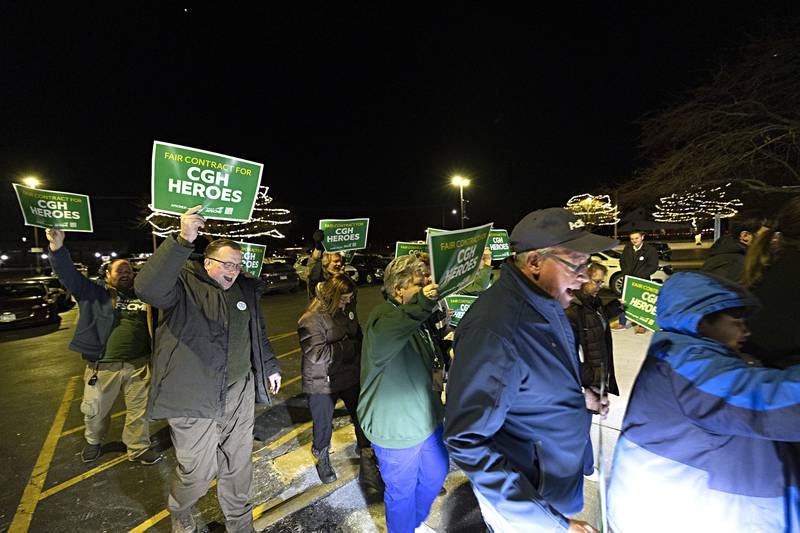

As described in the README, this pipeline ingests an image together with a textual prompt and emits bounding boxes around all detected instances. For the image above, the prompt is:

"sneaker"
[81,443,101,463]
[171,509,196,533]
[130,448,164,465]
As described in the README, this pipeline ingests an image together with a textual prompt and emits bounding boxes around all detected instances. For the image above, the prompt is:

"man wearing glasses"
[136,206,281,533]
[444,208,617,533]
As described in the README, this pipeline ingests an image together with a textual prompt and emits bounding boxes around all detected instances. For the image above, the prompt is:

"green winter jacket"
[357,291,444,448]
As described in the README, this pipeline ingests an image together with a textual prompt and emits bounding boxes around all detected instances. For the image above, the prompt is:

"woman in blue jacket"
[608,272,800,532]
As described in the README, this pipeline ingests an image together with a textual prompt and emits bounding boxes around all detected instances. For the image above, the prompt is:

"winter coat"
[701,235,746,282]
[565,291,622,395]
[48,246,153,362]
[298,301,362,395]
[746,247,800,369]
[444,261,590,531]
[357,291,444,449]
[134,236,280,420]
[619,242,659,280]
[608,272,800,533]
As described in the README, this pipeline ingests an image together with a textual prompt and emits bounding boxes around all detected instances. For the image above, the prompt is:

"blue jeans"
[373,426,449,533]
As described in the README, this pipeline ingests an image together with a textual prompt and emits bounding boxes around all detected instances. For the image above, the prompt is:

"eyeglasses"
[543,253,592,274]
[206,256,243,272]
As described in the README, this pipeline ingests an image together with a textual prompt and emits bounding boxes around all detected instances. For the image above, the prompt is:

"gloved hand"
[313,229,325,252]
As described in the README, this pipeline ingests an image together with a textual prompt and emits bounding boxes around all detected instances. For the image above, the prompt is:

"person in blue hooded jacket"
[608,272,800,532]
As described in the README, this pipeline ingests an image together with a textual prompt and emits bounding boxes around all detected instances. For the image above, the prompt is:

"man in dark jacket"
[46,228,162,465]
[444,208,616,533]
[135,206,281,533]
[616,230,658,333]
[702,219,764,282]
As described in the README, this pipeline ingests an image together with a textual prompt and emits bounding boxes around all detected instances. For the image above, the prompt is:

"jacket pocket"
[534,440,547,495]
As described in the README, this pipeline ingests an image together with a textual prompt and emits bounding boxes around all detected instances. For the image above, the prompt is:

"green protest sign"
[488,229,511,260]
[427,223,493,298]
[444,294,478,327]
[395,241,428,257]
[151,141,262,221]
[319,218,369,253]
[237,241,266,278]
[621,275,661,331]
[13,184,93,232]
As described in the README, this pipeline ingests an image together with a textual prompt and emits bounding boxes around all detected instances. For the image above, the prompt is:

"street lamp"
[22,176,42,273]
[451,175,471,229]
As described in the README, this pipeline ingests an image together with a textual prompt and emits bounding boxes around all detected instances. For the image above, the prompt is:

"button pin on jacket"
[236,301,247,311]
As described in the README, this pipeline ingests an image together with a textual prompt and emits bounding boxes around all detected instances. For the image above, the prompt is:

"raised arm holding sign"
[427,223,493,298]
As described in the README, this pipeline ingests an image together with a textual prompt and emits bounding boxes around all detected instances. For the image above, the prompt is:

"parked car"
[349,253,391,285]
[293,254,359,283]
[590,249,674,296]
[0,280,61,329]
[23,275,74,311]
[650,242,672,261]
[260,260,301,294]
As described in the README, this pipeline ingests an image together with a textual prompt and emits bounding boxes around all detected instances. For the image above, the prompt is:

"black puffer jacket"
[135,236,280,419]
[298,301,362,394]
[565,291,622,395]
[702,235,746,282]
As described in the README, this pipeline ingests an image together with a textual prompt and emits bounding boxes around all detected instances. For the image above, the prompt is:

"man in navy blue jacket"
[444,208,617,532]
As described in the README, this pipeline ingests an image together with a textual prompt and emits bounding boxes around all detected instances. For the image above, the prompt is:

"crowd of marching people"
[44,196,800,533]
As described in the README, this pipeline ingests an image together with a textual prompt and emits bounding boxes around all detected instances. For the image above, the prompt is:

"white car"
[590,249,673,296]
[293,254,359,283]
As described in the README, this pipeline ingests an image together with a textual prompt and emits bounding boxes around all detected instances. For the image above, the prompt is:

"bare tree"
[619,34,800,207]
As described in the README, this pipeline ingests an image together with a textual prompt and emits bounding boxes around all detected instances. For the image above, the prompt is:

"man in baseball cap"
[444,208,616,532]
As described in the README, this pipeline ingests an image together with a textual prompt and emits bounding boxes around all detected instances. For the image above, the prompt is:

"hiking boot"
[171,509,196,533]
[314,447,337,484]
[130,448,164,465]
[81,443,101,463]
[359,447,385,495]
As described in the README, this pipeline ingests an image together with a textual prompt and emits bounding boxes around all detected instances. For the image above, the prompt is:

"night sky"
[1,3,794,253]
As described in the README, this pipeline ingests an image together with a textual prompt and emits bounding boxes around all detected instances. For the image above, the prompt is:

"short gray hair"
[512,247,553,268]
[383,255,427,295]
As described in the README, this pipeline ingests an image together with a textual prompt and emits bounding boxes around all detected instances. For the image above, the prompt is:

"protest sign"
[444,294,478,328]
[319,218,369,252]
[237,241,266,278]
[151,141,262,221]
[427,223,493,298]
[13,184,93,232]
[621,275,661,331]
[488,229,511,260]
[395,241,428,257]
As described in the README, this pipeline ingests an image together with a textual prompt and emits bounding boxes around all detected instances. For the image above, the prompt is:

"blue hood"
[655,272,759,335]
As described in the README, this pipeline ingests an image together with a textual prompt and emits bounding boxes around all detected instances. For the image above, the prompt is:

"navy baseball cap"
[510,208,618,254]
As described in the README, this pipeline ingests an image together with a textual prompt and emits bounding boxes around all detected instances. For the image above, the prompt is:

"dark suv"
[261,260,301,294]
[0,280,60,329]
[349,254,391,285]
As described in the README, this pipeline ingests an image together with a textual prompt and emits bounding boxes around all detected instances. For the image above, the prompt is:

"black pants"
[308,384,371,454]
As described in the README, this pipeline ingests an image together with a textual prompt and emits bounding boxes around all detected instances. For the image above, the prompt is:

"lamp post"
[22,176,42,273]
[451,175,471,229]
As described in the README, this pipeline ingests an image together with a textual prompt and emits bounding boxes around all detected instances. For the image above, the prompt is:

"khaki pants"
[167,373,255,532]
[80,359,151,458]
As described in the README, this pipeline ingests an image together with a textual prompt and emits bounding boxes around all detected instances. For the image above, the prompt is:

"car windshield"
[0,283,45,298]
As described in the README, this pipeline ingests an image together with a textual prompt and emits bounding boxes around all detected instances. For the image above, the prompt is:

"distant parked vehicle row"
[591,249,674,296]
[0,280,61,329]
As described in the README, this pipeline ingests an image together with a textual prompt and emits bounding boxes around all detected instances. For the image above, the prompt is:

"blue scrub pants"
[372,426,449,533]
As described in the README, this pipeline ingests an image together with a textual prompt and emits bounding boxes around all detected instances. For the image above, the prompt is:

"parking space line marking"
[268,331,297,341]
[9,376,79,533]
[129,400,342,532]
[277,348,300,359]
[61,411,125,437]
[38,455,129,500]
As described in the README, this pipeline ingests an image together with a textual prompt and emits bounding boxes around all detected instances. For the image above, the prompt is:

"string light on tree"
[652,183,742,223]
[146,186,292,239]
[564,193,620,227]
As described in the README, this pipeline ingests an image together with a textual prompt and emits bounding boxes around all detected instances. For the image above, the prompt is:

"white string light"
[653,183,742,223]
[565,193,620,226]
[147,186,293,239]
